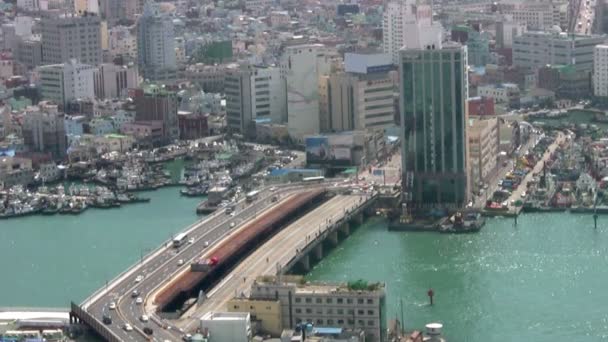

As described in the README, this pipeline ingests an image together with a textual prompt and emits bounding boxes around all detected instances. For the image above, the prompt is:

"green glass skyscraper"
[399,43,470,210]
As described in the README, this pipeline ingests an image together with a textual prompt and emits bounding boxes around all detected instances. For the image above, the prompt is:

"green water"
[0,187,202,307]
[307,214,608,341]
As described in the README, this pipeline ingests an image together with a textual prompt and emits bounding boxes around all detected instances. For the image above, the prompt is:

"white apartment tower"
[281,44,331,142]
[225,65,286,135]
[137,2,177,82]
[39,59,95,107]
[382,0,443,64]
[594,45,608,97]
[40,13,102,66]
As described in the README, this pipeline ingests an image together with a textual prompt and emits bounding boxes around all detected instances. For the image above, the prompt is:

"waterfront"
[308,214,608,341]
[0,186,202,307]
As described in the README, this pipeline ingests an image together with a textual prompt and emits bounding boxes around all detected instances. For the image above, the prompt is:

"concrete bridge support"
[339,222,350,236]
[313,244,323,261]
[328,230,339,246]
[351,213,364,225]
[298,254,310,272]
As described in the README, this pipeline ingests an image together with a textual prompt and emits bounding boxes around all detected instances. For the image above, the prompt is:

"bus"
[173,232,188,248]
[302,176,325,183]
[246,190,260,203]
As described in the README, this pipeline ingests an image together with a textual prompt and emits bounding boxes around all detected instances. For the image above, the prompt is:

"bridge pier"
[313,244,323,261]
[339,222,350,236]
[328,230,339,246]
[350,212,364,225]
[298,254,310,272]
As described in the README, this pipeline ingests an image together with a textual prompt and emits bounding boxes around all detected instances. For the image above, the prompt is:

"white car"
[177,259,184,266]
[124,323,133,331]
[135,297,143,305]
[108,302,116,310]
[230,222,236,228]
[140,315,149,322]
[204,241,209,247]
[135,275,143,283]
[188,237,195,244]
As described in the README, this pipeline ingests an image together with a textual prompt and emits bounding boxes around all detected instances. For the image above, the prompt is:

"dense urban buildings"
[39,59,95,107]
[594,45,608,97]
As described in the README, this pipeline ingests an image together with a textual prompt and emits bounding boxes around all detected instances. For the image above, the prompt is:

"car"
[140,314,149,322]
[177,259,184,266]
[135,297,143,305]
[521,191,527,198]
[270,187,277,192]
[204,241,209,247]
[108,302,116,310]
[102,314,112,325]
[131,290,139,298]
[124,323,133,331]
[135,275,143,283]
[230,222,236,228]
[188,237,195,244]
[182,334,192,342]
[143,327,154,335]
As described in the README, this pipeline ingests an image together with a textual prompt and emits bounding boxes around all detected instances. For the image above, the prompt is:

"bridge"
[70,183,377,342]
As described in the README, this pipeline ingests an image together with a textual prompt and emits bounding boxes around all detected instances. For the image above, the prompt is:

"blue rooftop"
[269,168,320,176]
[313,327,343,335]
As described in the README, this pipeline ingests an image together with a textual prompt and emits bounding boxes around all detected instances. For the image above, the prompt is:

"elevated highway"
[72,184,324,342]
[72,183,377,342]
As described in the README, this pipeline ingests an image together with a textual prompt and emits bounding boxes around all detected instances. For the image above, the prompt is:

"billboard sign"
[306,136,353,164]
[306,136,330,163]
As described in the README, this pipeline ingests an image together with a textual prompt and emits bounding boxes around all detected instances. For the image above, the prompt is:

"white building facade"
[281,44,331,142]
[594,45,608,97]
[137,2,177,82]
[382,0,442,64]
[39,60,95,107]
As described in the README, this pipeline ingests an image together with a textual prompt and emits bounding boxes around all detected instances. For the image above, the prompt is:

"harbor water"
[308,214,608,341]
[0,159,204,307]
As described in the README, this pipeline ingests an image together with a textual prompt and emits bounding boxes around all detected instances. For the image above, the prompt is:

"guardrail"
[70,302,123,342]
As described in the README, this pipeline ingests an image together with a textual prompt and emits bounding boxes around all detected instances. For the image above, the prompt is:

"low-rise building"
[178,111,208,140]
[227,298,283,336]
[0,156,33,187]
[477,83,520,107]
[468,96,495,116]
[200,312,251,342]
[248,275,386,341]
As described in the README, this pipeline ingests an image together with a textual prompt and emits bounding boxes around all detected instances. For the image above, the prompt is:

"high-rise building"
[137,2,177,82]
[93,63,138,99]
[225,64,286,135]
[321,53,396,132]
[382,0,442,64]
[495,19,526,49]
[22,102,67,159]
[281,44,331,142]
[594,45,608,97]
[513,31,604,73]
[40,13,102,66]
[399,42,470,209]
[133,84,179,145]
[39,59,96,108]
